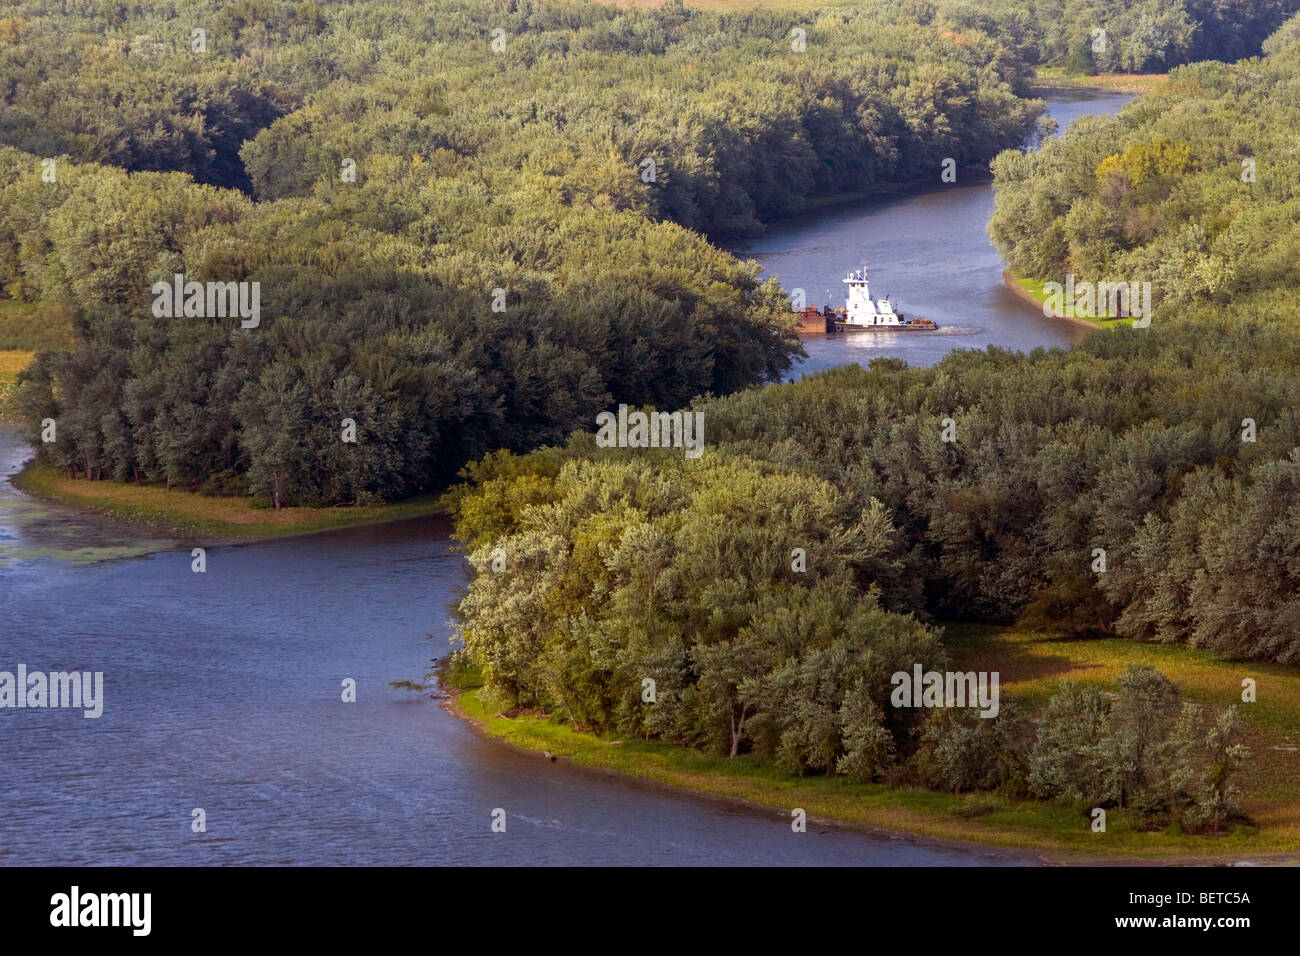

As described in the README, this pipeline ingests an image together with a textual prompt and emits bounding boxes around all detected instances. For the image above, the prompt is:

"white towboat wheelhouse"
[843,268,901,326]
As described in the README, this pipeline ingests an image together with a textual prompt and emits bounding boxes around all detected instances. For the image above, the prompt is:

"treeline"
[981,0,1300,73]
[1,0,1044,505]
[447,320,1279,823]
[238,1,1044,235]
[0,1,1045,231]
[0,1,296,192]
[451,315,1300,659]
[989,27,1300,322]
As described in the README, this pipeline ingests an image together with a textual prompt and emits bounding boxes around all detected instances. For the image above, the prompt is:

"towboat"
[834,268,937,331]
[791,267,938,333]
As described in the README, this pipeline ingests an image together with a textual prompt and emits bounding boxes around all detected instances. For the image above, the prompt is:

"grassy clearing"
[0,299,74,351]
[946,622,1300,850]
[0,348,34,422]
[1008,273,1140,329]
[1032,67,1169,94]
[450,622,1300,860]
[0,351,32,376]
[12,463,446,540]
[0,298,69,421]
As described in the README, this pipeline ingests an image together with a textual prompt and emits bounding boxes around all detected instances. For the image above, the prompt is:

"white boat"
[834,268,936,330]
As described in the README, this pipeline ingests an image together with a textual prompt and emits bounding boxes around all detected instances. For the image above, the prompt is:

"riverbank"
[1003,270,1135,332]
[765,161,996,222]
[444,686,1047,864]
[1030,68,1168,94]
[11,461,447,541]
[443,621,1300,863]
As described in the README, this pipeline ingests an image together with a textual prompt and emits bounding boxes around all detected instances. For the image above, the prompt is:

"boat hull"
[832,320,938,332]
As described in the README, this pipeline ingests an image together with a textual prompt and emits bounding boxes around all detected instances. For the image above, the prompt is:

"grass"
[12,463,447,540]
[0,299,74,351]
[607,0,828,8]
[449,622,1300,860]
[1032,67,1169,95]
[0,351,32,375]
[0,298,71,421]
[1009,274,1144,329]
[0,348,34,422]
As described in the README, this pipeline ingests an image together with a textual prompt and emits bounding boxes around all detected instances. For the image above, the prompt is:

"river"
[735,89,1133,378]
[0,89,1128,866]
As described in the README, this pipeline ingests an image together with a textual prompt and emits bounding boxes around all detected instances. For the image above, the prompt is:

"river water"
[735,89,1133,378]
[0,90,1128,866]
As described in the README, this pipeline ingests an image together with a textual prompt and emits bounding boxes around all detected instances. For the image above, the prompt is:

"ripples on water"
[0,437,178,568]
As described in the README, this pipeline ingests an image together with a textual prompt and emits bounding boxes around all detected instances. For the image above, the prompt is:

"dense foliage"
[917,665,1246,829]
[1023,668,1247,830]
[980,0,1300,73]
[448,321,1267,821]
[1,0,1044,504]
[989,27,1300,319]
[453,451,943,771]
[672,320,1296,663]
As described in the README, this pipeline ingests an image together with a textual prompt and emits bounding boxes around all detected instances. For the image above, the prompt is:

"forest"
[2,0,1048,503]
[7,1,1300,503]
[448,320,1278,827]
[6,0,1300,830]
[445,18,1300,827]
[989,17,1300,320]
[974,0,1300,73]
